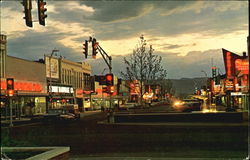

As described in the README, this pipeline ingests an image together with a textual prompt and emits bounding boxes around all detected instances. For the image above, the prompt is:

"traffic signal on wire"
[6,78,14,97]
[37,0,47,26]
[83,40,88,58]
[105,74,114,86]
[92,38,98,59]
[22,0,33,27]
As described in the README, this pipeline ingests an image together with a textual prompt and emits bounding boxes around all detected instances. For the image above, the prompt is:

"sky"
[1,0,248,79]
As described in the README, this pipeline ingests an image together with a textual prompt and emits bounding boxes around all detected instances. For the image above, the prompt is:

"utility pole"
[84,37,113,113]
[89,37,113,109]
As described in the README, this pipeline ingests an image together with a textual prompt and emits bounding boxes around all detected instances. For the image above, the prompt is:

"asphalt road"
[1,109,248,159]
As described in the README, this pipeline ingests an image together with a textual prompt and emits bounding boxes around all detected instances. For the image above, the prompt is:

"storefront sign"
[225,79,234,90]
[76,89,83,97]
[1,80,42,92]
[235,59,249,75]
[130,81,140,95]
[231,92,243,96]
[226,51,232,77]
[213,85,221,93]
[76,89,94,96]
[50,86,73,93]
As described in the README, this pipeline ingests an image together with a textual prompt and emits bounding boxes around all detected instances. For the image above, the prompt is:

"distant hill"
[170,77,207,98]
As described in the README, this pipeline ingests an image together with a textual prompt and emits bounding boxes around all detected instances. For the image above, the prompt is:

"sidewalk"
[1,117,34,127]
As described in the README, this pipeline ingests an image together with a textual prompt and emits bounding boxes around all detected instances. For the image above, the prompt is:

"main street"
[1,105,248,159]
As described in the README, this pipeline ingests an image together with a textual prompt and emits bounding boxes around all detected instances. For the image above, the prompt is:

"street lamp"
[49,49,59,109]
[201,70,208,78]
[201,70,210,110]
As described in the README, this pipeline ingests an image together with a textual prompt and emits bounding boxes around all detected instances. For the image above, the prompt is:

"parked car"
[119,102,139,110]
[43,108,78,122]
[61,104,80,119]
[172,99,202,112]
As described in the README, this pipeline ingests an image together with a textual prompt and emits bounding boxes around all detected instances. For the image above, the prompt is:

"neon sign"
[235,59,249,74]
[226,51,232,77]
[1,80,42,92]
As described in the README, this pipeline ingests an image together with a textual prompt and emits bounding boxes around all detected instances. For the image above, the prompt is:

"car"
[173,99,202,112]
[43,108,78,122]
[119,102,138,110]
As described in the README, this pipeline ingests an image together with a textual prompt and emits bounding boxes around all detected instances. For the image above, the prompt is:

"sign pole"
[9,97,13,127]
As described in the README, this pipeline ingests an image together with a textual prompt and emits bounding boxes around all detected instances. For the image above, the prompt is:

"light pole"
[49,49,59,109]
[201,70,210,110]
[201,70,208,78]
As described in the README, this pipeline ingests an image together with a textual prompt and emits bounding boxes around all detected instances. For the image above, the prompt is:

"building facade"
[45,55,91,111]
[1,35,48,118]
[0,35,6,78]
[209,48,249,111]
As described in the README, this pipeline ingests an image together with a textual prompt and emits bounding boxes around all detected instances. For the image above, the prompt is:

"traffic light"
[105,86,114,94]
[109,86,115,93]
[83,40,88,58]
[6,78,14,97]
[105,73,113,86]
[212,66,217,78]
[102,86,107,93]
[37,0,47,26]
[92,38,98,59]
[22,0,33,27]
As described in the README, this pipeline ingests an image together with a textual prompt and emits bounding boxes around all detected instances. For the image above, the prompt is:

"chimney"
[243,51,246,57]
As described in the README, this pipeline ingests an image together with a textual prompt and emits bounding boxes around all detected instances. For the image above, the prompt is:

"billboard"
[45,56,59,79]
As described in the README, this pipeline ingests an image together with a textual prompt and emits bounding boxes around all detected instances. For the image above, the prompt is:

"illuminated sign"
[213,85,221,93]
[235,59,249,75]
[225,79,234,90]
[50,86,73,93]
[1,80,42,92]
[222,49,242,78]
[76,89,83,95]
[129,81,140,95]
[226,51,232,77]
[231,92,243,96]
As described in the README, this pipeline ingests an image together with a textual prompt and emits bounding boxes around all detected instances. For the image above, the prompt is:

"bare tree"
[121,35,167,103]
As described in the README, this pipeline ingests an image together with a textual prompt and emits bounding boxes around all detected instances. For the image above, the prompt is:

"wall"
[6,56,46,84]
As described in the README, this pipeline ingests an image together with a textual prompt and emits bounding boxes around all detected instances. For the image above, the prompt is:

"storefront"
[230,92,248,111]
[0,78,47,117]
[49,85,74,109]
[76,88,90,111]
[222,48,249,111]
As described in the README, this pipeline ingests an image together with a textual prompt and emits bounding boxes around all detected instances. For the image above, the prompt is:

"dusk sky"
[1,1,248,79]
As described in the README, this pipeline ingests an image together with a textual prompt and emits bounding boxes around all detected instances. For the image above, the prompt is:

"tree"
[156,79,173,97]
[121,35,168,104]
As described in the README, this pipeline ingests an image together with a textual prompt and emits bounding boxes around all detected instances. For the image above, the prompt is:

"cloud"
[160,43,196,50]
[86,48,226,79]
[158,1,204,16]
[1,1,247,79]
[82,1,154,23]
